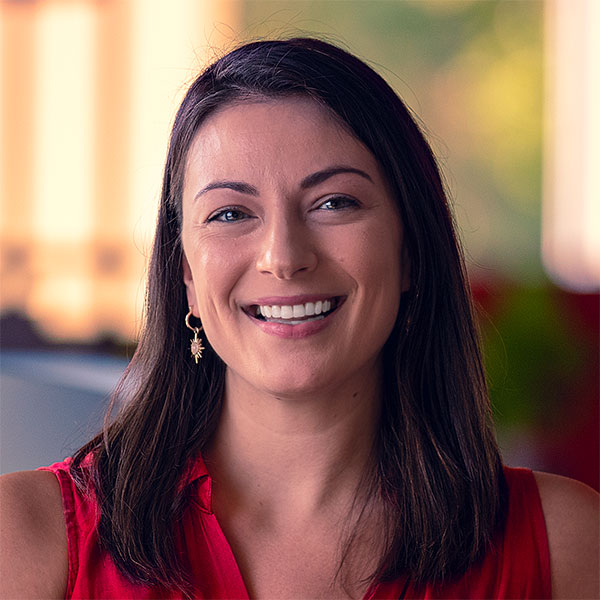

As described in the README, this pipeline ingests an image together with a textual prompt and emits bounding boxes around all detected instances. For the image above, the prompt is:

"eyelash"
[316,195,359,211]
[206,207,252,223]
[206,195,359,224]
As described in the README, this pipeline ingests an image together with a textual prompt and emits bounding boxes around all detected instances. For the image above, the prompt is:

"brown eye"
[207,208,251,223]
[318,196,359,211]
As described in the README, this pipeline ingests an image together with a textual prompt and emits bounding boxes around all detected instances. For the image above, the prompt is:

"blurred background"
[1,0,598,488]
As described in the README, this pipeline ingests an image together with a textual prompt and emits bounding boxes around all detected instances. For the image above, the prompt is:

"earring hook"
[185,307,205,363]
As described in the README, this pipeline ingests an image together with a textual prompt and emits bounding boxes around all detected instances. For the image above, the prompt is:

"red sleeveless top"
[40,460,552,599]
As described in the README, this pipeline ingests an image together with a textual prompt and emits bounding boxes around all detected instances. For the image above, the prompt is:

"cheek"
[191,261,238,359]
[340,221,403,284]
[185,236,243,317]
[345,222,403,324]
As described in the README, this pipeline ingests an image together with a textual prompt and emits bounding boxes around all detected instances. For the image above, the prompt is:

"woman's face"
[181,97,409,397]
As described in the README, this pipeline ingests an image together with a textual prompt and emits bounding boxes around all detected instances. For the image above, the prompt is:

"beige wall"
[1,0,240,341]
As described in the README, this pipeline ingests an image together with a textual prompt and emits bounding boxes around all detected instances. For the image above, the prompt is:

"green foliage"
[480,285,586,429]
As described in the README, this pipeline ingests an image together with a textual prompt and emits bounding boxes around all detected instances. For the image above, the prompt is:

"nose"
[255,214,318,279]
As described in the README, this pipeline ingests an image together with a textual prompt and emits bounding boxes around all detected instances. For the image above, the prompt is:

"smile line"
[245,296,344,324]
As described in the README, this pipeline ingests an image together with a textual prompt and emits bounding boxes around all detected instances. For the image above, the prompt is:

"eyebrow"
[193,165,373,202]
[194,181,259,201]
[300,165,373,189]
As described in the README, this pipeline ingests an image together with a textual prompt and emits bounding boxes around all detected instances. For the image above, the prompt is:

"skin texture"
[0,470,67,599]
[181,98,408,401]
[0,98,597,598]
[534,472,600,599]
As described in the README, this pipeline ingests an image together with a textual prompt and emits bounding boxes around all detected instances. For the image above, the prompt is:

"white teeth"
[292,304,305,318]
[256,299,337,320]
[280,305,293,319]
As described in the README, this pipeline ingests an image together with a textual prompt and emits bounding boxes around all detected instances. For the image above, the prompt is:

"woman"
[1,38,597,599]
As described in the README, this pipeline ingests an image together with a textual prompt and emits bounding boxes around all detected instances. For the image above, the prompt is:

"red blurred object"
[544,291,599,490]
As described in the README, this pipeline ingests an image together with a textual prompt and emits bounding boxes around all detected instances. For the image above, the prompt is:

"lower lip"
[246,310,337,339]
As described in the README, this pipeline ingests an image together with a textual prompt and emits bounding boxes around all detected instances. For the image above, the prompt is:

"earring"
[185,308,205,363]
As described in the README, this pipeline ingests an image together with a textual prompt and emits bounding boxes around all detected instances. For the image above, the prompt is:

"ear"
[182,253,200,317]
[400,241,411,293]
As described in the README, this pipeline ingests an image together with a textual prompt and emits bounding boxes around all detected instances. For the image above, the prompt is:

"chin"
[234,360,343,400]
[278,364,374,401]
[260,373,331,399]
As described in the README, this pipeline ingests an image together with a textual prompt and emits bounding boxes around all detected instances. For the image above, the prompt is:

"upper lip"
[246,294,343,306]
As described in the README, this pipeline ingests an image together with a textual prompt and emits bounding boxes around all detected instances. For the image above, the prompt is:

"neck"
[205,361,382,517]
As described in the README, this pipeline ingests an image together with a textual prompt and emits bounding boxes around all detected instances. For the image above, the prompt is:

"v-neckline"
[184,455,406,599]
[199,503,407,600]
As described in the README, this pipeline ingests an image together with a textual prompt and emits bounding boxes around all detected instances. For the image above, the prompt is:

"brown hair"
[72,38,505,593]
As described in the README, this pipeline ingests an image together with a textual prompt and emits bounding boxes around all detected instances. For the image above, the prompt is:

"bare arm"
[534,471,600,600]
[0,470,68,599]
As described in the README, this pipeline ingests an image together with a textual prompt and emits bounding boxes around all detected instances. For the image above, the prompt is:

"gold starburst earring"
[185,308,205,363]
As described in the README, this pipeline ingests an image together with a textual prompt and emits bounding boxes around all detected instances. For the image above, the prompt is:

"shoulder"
[533,471,599,599]
[0,470,68,599]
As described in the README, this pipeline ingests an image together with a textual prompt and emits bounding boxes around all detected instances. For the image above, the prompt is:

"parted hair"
[72,37,505,593]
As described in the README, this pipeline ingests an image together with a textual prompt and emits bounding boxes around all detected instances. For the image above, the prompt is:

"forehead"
[184,97,384,186]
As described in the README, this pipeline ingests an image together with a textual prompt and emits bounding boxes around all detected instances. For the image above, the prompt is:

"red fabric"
[39,460,551,599]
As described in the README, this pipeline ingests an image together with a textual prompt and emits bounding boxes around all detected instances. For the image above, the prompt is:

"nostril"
[256,258,317,279]
[255,232,318,278]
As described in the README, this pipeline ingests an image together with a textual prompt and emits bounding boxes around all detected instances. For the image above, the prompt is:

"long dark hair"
[72,38,505,592]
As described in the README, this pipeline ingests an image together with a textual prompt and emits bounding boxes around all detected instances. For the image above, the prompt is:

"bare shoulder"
[533,471,599,600]
[0,470,68,599]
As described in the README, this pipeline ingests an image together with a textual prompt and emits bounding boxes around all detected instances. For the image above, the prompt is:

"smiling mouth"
[245,296,345,325]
